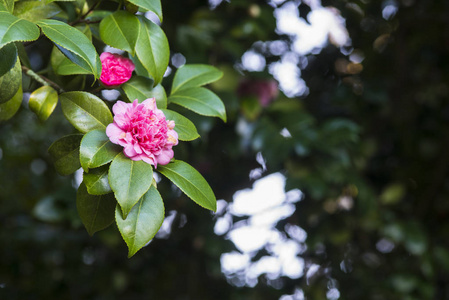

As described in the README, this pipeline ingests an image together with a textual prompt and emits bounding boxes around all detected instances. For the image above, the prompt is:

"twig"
[21,66,65,93]
[72,19,101,25]
[70,0,102,26]
[89,86,104,94]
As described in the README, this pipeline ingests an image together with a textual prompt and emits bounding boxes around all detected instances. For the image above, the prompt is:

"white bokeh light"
[241,50,267,72]
[230,173,288,216]
[219,172,305,287]
[264,1,350,97]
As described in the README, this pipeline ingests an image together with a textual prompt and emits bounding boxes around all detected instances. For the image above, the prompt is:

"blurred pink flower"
[99,52,135,87]
[106,98,178,167]
[237,79,279,107]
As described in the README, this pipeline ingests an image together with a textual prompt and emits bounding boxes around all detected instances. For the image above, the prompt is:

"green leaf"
[50,25,93,76]
[16,43,31,68]
[83,165,112,195]
[60,91,113,133]
[48,134,83,176]
[135,16,169,86]
[109,153,153,217]
[160,109,199,141]
[169,87,226,122]
[37,19,101,79]
[121,76,167,108]
[77,182,116,236]
[126,0,162,22]
[115,185,164,257]
[13,1,61,22]
[57,58,93,75]
[0,0,14,13]
[171,64,223,94]
[0,42,17,77]
[84,10,112,23]
[28,86,58,122]
[158,160,216,211]
[99,10,140,55]
[130,53,150,78]
[0,12,40,49]
[74,23,93,41]
[0,82,22,122]
[80,129,121,172]
[51,46,91,76]
[0,45,20,103]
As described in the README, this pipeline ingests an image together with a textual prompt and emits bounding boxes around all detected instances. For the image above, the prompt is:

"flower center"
[128,107,168,150]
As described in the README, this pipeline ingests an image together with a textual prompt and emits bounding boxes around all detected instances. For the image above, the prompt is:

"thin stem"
[70,0,102,26]
[70,19,101,26]
[89,86,104,94]
[22,66,65,93]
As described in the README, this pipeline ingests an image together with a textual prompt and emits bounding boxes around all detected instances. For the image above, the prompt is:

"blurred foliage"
[1,0,449,299]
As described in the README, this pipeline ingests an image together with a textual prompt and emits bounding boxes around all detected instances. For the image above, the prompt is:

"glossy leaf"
[13,1,61,22]
[83,165,112,195]
[60,91,113,133]
[0,0,14,13]
[51,46,91,76]
[57,59,93,75]
[0,12,40,49]
[115,185,164,257]
[37,19,101,79]
[136,16,169,86]
[80,129,121,172]
[48,134,83,176]
[99,11,140,55]
[121,76,167,108]
[28,86,58,122]
[169,87,227,122]
[50,25,93,76]
[0,83,22,122]
[160,109,199,141]
[126,0,162,22]
[0,46,20,103]
[84,10,112,23]
[0,42,17,77]
[109,153,153,217]
[77,182,116,236]
[158,160,216,211]
[171,64,223,94]
[74,23,93,41]
[130,53,150,78]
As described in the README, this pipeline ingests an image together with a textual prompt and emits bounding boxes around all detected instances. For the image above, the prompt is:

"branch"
[70,0,102,26]
[70,19,101,26]
[21,66,65,93]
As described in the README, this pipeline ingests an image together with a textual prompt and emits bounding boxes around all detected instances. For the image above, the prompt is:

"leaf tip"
[221,113,227,123]
[127,249,137,258]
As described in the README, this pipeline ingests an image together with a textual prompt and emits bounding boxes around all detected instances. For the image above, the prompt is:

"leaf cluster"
[0,0,226,256]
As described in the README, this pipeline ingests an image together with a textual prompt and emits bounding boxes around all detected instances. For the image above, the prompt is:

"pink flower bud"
[99,52,135,87]
[106,98,178,167]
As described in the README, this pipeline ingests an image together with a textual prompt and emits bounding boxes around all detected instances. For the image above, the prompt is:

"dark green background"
[1,0,449,299]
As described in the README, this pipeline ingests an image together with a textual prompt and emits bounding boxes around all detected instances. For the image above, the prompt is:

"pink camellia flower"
[106,98,178,167]
[99,52,135,87]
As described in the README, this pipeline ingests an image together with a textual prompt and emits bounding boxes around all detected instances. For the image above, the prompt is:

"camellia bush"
[0,0,226,257]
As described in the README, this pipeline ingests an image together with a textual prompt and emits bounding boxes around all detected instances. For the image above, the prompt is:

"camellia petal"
[106,98,178,167]
[105,123,125,144]
[100,52,135,87]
